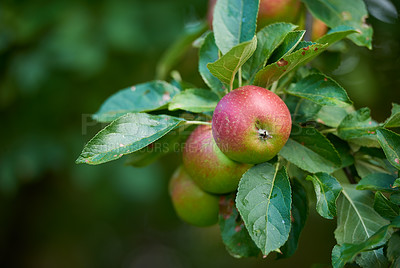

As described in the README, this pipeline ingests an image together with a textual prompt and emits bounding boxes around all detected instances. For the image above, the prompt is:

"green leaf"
[219,193,260,258]
[254,43,327,88]
[267,30,305,64]
[293,41,315,51]
[168,88,219,113]
[374,191,400,220]
[207,36,257,88]
[316,25,358,46]
[124,125,193,167]
[156,22,207,80]
[327,134,354,168]
[306,173,342,219]
[285,95,322,124]
[334,185,390,268]
[286,74,352,107]
[356,173,398,193]
[279,126,341,173]
[316,106,349,128]
[242,23,297,81]
[302,0,373,49]
[337,108,380,147]
[93,81,180,123]
[212,0,259,54]
[387,231,400,266]
[353,150,397,178]
[384,103,400,128]
[332,224,392,268]
[278,179,308,258]
[76,113,185,165]
[377,128,400,170]
[198,32,225,98]
[236,163,291,256]
[391,193,400,206]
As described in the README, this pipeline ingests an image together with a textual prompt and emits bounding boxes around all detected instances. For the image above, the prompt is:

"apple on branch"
[169,166,220,227]
[183,125,251,194]
[212,85,292,164]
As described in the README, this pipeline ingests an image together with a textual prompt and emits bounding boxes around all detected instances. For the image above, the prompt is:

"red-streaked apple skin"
[312,18,328,40]
[258,0,301,27]
[183,125,251,194]
[169,166,219,227]
[212,86,292,164]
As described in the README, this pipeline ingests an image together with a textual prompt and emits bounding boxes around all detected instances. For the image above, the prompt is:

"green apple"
[169,166,219,227]
[212,85,292,164]
[183,125,251,194]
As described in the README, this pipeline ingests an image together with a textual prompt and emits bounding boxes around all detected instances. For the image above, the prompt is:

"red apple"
[212,85,292,164]
[169,166,219,227]
[312,18,328,40]
[258,0,301,27]
[183,125,251,194]
[207,0,301,29]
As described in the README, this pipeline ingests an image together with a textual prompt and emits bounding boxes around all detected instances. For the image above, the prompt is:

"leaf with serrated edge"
[267,30,305,64]
[316,106,349,128]
[337,108,380,147]
[374,191,400,220]
[356,173,398,193]
[279,126,341,173]
[124,125,193,167]
[242,23,297,81]
[213,0,259,54]
[306,173,342,219]
[93,81,180,123]
[168,88,219,113]
[334,185,390,268]
[285,95,322,124]
[278,179,308,258]
[236,163,291,256]
[286,74,352,107]
[76,113,185,165]
[199,32,225,98]
[384,103,400,128]
[332,223,393,268]
[219,194,260,258]
[254,43,327,88]
[208,36,257,87]
[302,0,373,49]
[316,25,358,46]
[377,128,400,170]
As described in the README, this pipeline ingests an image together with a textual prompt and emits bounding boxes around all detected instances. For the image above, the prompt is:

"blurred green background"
[0,0,399,267]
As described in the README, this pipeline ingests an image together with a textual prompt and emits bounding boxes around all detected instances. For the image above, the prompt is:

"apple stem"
[304,10,314,41]
[320,128,336,134]
[238,67,242,88]
[293,98,304,118]
[186,121,212,126]
[270,81,278,93]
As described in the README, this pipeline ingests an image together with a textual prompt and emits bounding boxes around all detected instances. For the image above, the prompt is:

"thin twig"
[238,67,242,88]
[304,10,314,42]
[185,121,212,126]
[343,167,356,184]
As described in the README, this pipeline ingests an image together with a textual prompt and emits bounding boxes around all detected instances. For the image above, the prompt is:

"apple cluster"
[169,85,292,226]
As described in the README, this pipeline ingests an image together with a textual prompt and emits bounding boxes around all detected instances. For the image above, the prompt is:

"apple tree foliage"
[76,0,400,267]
